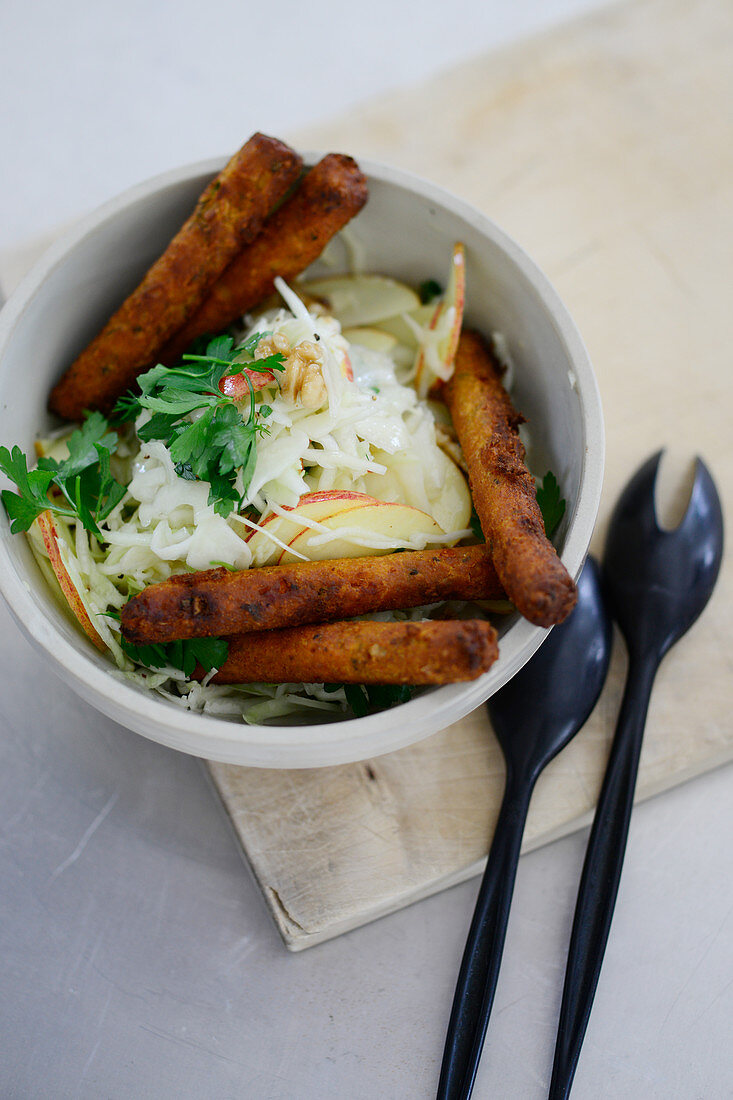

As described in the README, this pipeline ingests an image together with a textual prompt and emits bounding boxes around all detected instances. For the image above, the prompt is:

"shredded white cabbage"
[30,274,477,723]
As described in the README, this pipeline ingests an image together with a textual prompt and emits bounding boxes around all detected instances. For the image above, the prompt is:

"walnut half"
[280,340,328,409]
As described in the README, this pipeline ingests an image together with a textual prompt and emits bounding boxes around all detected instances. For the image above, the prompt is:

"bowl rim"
[0,154,604,767]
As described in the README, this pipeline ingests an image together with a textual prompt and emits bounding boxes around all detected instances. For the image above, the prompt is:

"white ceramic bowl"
[0,155,603,767]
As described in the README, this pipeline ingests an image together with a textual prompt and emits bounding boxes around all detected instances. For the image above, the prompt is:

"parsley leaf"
[168,407,217,476]
[186,636,230,676]
[329,682,415,716]
[137,411,181,443]
[364,684,414,710]
[208,472,242,517]
[94,444,128,522]
[120,635,229,676]
[419,279,442,304]
[0,413,126,535]
[344,684,369,717]
[59,411,119,476]
[206,333,238,362]
[0,447,57,532]
[208,404,257,476]
[109,392,140,425]
[112,333,284,517]
[536,470,566,538]
[469,507,483,541]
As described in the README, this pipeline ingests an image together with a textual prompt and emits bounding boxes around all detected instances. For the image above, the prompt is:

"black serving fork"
[548,451,724,1098]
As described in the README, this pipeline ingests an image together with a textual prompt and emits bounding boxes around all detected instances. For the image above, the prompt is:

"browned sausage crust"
[120,544,504,645]
[48,133,303,419]
[158,153,368,364]
[443,330,577,627]
[205,618,498,685]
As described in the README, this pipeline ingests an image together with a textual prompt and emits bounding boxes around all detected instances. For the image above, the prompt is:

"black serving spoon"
[547,452,724,1098]
[437,556,613,1100]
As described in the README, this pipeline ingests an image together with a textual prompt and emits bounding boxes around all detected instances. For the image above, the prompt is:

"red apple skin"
[414,242,466,394]
[413,300,444,393]
[291,490,374,506]
[37,511,106,651]
[243,491,382,544]
[442,242,466,374]
[219,368,276,398]
[220,343,351,396]
[275,501,372,563]
[278,499,446,565]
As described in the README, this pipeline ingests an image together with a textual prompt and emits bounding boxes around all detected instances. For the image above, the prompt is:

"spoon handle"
[437,777,532,1100]
[548,653,657,1100]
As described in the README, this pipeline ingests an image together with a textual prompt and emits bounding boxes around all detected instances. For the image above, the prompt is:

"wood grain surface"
[208,0,733,948]
[2,0,730,952]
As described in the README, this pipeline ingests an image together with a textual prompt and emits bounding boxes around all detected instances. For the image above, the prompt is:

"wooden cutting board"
[2,0,731,951]
[206,0,733,948]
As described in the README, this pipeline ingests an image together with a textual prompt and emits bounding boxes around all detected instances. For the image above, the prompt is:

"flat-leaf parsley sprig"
[0,411,127,536]
[112,332,284,518]
[536,470,566,538]
[120,634,229,678]
[323,682,414,717]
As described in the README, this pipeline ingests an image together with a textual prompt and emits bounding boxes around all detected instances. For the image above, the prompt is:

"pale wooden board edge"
[205,745,733,951]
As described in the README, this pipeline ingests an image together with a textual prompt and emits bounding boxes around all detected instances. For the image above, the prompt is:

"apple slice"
[34,432,72,463]
[282,498,447,564]
[288,490,370,506]
[36,511,106,651]
[425,450,472,533]
[245,491,376,566]
[414,242,466,398]
[221,345,353,396]
[361,449,471,535]
[340,349,354,382]
[372,303,436,349]
[297,275,420,328]
[342,327,399,356]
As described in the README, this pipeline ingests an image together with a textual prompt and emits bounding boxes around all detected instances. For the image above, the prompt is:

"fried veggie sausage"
[443,330,577,627]
[120,544,504,644]
[48,133,303,420]
[205,618,498,685]
[158,154,368,364]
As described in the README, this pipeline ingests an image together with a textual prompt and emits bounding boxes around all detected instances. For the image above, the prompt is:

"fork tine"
[674,456,724,546]
[609,449,664,536]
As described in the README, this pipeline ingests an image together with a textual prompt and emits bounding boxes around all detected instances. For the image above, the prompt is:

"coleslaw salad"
[17,258,481,723]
